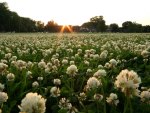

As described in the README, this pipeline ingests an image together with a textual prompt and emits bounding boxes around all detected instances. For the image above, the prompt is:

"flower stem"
[123,97,132,113]
[79,101,87,112]
[96,101,99,113]
[101,87,106,113]
[101,77,106,113]
[129,98,133,113]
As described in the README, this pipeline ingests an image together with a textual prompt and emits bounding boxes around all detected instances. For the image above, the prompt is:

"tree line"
[0,2,150,33]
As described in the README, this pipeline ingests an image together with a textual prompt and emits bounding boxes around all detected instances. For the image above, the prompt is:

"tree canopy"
[0,2,37,32]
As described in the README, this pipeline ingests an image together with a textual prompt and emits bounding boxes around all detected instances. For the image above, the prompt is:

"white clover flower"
[90,54,94,58]
[66,65,78,76]
[4,53,12,59]
[11,61,16,67]
[38,77,43,81]
[27,61,33,68]
[93,69,106,78]
[110,53,113,57]
[78,92,86,101]
[84,60,89,66]
[19,92,46,113]
[46,62,52,68]
[45,49,52,55]
[115,69,141,97]
[50,86,60,97]
[15,60,27,70]
[90,49,96,54]
[100,50,108,59]
[122,59,127,63]
[0,83,4,91]
[75,54,79,58]
[87,69,92,73]
[67,103,72,110]
[32,81,39,88]
[134,57,137,60]
[55,53,59,58]
[10,56,17,61]
[0,92,8,104]
[26,71,32,76]
[68,106,78,113]
[86,77,101,90]
[86,69,92,76]
[70,61,75,65]
[38,61,46,69]
[5,47,11,53]
[85,50,90,55]
[32,50,37,55]
[0,62,8,73]
[140,90,150,103]
[98,65,104,69]
[1,59,8,64]
[67,49,73,53]
[59,98,71,109]
[62,59,68,65]
[84,54,88,59]
[109,59,117,67]
[143,58,148,62]
[106,93,119,106]
[26,71,32,79]
[45,67,51,73]
[52,55,57,59]
[52,65,58,72]
[93,54,99,60]
[141,50,149,58]
[51,57,55,62]
[141,87,148,90]
[17,49,22,56]
[94,93,103,101]
[7,73,15,81]
[43,49,51,57]
[77,49,82,54]
[53,79,61,86]
[104,62,110,69]
[53,59,60,67]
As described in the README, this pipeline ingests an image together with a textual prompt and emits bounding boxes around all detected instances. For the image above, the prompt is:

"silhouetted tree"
[109,23,119,32]
[45,20,58,32]
[0,2,10,31]
[122,21,142,32]
[82,22,94,29]
[36,21,45,32]
[0,2,37,32]
[10,12,18,31]
[72,26,80,32]
[90,16,106,32]
[142,25,150,32]
[122,21,133,32]
[133,23,142,32]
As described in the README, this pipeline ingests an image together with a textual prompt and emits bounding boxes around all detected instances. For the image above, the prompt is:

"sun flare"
[60,25,73,33]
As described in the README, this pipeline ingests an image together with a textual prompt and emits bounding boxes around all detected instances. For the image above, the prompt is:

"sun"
[60,25,73,33]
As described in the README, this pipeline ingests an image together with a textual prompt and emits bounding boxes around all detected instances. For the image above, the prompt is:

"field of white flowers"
[0,33,150,113]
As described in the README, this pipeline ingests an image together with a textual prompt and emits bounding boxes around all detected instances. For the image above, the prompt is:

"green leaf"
[58,108,68,113]
[88,110,95,113]
[61,86,70,96]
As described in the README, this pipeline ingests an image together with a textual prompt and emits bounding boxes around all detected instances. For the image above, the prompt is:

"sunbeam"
[60,25,73,33]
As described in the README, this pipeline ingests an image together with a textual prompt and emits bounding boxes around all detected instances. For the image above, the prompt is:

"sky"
[0,0,150,26]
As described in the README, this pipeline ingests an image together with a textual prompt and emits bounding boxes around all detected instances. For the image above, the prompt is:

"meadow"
[0,33,150,113]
